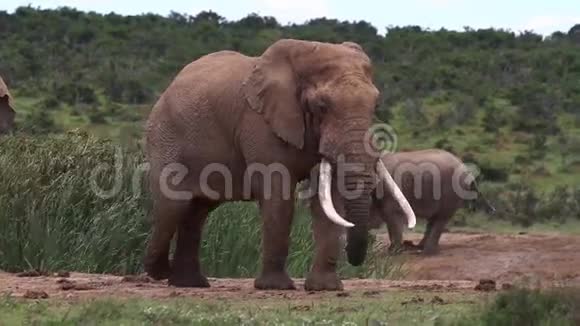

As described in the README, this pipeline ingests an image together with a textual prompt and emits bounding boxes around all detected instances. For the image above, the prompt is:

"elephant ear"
[0,77,15,134]
[0,77,12,107]
[243,49,305,149]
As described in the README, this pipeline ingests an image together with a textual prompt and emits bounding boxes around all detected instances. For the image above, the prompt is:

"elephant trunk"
[319,123,407,266]
[343,164,374,266]
[339,127,376,266]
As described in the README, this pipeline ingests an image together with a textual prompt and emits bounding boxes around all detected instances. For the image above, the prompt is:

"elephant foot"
[421,246,440,256]
[169,272,210,288]
[254,272,296,290]
[304,272,343,291]
[168,260,209,287]
[144,256,171,280]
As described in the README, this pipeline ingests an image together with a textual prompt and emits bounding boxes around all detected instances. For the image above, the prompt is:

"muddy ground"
[2,231,579,301]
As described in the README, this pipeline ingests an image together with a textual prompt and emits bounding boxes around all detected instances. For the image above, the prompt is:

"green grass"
[451,288,580,326]
[3,288,578,325]
[0,292,482,326]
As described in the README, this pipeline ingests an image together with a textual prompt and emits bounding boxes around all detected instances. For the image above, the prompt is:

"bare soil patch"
[2,232,579,301]
[396,232,580,287]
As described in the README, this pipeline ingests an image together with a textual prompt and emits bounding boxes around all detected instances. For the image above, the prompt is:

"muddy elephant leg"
[169,199,219,287]
[417,218,435,250]
[386,213,405,254]
[421,215,449,256]
[304,196,344,291]
[144,200,190,280]
[254,197,296,290]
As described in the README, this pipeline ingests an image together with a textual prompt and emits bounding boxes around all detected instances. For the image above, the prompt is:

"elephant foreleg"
[254,197,296,290]
[304,196,344,291]
[421,215,449,255]
[169,198,218,287]
[381,204,405,254]
[386,215,405,254]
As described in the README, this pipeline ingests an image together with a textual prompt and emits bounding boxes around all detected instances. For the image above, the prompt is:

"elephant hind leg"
[169,198,220,288]
[144,200,192,280]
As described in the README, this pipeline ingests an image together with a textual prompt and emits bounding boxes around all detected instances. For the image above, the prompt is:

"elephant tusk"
[319,160,355,228]
[377,160,417,229]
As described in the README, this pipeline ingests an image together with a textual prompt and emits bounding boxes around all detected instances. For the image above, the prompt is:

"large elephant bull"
[143,39,416,291]
[0,76,15,135]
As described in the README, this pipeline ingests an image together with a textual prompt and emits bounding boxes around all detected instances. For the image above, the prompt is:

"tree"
[568,24,580,43]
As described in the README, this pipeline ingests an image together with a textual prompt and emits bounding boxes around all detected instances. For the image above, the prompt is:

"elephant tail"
[469,179,496,215]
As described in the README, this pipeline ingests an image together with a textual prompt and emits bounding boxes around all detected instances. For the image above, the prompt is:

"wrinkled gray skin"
[0,76,15,135]
[144,39,383,291]
[370,149,495,255]
[305,149,494,256]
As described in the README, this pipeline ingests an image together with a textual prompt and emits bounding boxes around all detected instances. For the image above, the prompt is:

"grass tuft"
[451,287,580,326]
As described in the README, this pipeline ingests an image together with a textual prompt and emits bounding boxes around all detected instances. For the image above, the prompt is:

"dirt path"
[398,231,580,287]
[0,273,477,301]
[2,231,579,300]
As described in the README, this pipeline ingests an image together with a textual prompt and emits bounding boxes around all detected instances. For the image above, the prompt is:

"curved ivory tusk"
[319,160,355,228]
[377,160,417,229]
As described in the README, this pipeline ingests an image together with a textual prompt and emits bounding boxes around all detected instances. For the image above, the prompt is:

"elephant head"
[0,76,15,135]
[244,39,415,266]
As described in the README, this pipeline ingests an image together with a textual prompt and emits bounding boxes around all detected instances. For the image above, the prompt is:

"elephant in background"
[143,39,416,291]
[371,149,495,255]
[301,149,494,256]
[0,76,15,135]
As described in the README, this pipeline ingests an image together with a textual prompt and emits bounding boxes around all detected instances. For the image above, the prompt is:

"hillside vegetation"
[2,7,579,216]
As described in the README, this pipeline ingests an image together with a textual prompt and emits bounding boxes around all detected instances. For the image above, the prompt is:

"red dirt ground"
[1,231,579,300]
[399,232,580,287]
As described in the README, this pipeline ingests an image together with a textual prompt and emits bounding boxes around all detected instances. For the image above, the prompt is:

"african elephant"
[302,149,493,256]
[0,76,15,135]
[371,149,495,255]
[143,39,416,291]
